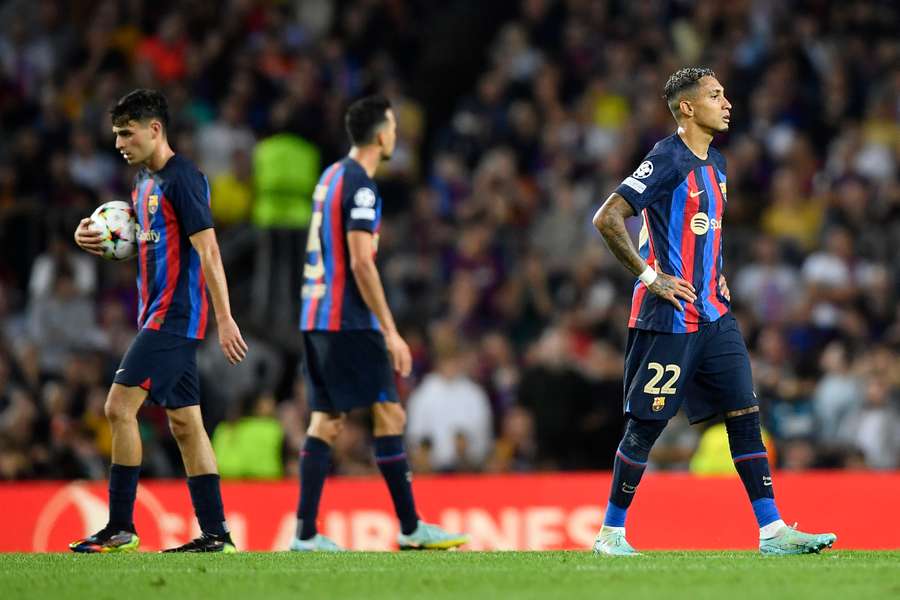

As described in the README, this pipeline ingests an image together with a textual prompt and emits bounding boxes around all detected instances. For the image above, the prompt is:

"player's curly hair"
[345,95,392,146]
[663,67,716,118]
[110,89,170,131]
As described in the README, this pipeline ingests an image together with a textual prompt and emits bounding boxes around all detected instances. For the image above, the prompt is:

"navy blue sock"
[187,474,228,536]
[604,418,666,527]
[297,436,331,540]
[726,411,780,527]
[108,464,140,531]
[374,435,419,535]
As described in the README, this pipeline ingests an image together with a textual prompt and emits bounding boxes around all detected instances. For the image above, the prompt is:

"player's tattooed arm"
[593,193,696,311]
[593,194,645,277]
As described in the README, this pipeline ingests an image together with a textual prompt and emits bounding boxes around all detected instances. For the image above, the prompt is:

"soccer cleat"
[759,523,837,556]
[397,520,469,550]
[69,527,140,553]
[592,526,641,556]
[161,532,236,553]
[289,534,346,552]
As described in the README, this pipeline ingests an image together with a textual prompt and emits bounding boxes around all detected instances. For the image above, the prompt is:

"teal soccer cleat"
[592,526,641,556]
[397,521,469,550]
[759,523,837,555]
[289,533,346,552]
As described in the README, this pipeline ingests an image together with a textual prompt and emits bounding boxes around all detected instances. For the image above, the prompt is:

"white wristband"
[638,265,658,287]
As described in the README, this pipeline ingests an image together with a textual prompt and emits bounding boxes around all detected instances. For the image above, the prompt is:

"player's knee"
[104,394,137,425]
[168,413,197,441]
[373,402,405,435]
[307,412,345,444]
[620,418,667,460]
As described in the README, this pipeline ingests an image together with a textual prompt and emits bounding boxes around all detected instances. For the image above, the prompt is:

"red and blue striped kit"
[132,154,214,339]
[614,134,730,333]
[300,157,382,331]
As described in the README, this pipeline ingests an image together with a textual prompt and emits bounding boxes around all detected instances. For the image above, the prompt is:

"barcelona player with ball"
[71,89,248,553]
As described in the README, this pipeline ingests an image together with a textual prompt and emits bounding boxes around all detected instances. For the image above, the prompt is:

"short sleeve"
[169,170,214,236]
[344,183,380,233]
[614,153,677,214]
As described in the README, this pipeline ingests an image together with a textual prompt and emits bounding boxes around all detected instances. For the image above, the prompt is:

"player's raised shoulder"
[618,145,676,197]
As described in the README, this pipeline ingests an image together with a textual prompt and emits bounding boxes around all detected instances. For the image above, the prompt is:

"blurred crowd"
[1,0,898,481]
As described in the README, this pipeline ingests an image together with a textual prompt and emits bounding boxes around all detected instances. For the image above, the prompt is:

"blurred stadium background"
[0,0,898,551]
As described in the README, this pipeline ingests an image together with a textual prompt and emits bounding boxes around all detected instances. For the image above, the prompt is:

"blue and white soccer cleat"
[592,526,641,556]
[289,533,346,552]
[759,523,837,555]
[397,521,469,550]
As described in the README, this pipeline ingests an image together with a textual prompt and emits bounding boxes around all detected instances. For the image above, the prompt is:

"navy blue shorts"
[623,312,756,424]
[114,329,201,409]
[301,330,399,414]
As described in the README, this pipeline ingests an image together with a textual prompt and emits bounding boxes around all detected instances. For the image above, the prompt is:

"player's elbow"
[350,255,374,275]
[591,207,605,232]
[593,205,617,238]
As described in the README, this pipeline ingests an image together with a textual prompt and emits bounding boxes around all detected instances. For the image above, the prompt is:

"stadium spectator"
[837,377,900,470]
[406,330,493,472]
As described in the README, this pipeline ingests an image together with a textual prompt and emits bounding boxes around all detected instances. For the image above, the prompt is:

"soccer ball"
[90,201,137,261]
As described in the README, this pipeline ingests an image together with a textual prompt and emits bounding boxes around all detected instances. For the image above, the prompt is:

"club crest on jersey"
[719,181,727,199]
[148,195,158,214]
[633,160,654,179]
[652,397,666,412]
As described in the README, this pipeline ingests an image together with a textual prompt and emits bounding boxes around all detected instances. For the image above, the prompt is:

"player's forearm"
[350,259,398,334]
[593,195,646,277]
[196,242,234,322]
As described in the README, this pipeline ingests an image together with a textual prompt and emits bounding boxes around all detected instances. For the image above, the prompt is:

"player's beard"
[381,149,393,161]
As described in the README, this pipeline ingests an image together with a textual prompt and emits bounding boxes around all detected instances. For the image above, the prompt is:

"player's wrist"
[638,265,658,287]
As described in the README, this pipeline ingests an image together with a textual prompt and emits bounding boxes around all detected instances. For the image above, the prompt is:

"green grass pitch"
[2,551,898,600]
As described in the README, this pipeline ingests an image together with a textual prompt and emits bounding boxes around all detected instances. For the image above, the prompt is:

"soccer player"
[70,89,248,553]
[290,95,467,551]
[590,68,836,556]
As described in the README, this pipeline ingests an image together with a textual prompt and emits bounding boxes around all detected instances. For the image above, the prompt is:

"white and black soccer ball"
[90,201,137,261]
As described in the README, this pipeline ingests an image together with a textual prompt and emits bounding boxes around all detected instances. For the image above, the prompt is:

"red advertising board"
[2,472,897,552]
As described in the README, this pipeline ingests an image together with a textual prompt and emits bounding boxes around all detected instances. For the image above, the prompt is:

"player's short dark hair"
[345,95,392,146]
[663,67,716,118]
[110,89,170,131]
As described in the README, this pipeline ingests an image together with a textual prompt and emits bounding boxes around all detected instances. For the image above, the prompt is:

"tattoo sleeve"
[592,193,646,277]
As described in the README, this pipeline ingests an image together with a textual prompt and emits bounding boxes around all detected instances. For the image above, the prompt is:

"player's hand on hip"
[74,218,104,256]
[648,271,697,311]
[218,317,248,364]
[385,330,412,377]
[718,273,731,302]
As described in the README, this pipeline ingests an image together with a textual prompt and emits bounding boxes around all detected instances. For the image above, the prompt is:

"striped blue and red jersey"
[614,133,730,333]
[300,157,382,331]
[132,154,214,339]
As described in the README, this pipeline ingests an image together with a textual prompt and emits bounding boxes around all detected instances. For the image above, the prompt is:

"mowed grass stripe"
[1,551,898,600]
